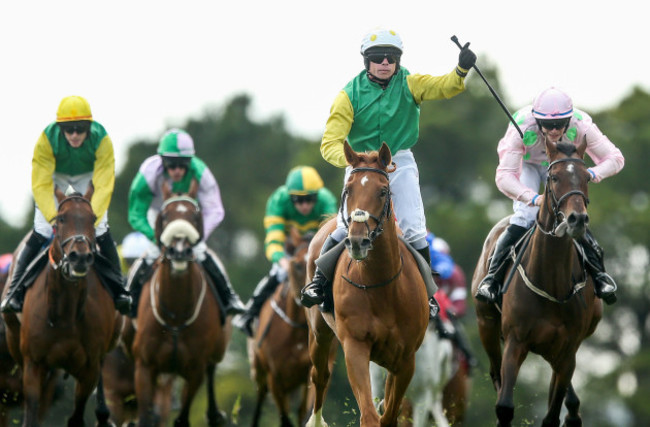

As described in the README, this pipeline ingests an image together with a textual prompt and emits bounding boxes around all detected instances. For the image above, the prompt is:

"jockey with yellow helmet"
[233,166,337,337]
[1,96,131,314]
[300,27,476,318]
[126,128,245,318]
[475,87,625,304]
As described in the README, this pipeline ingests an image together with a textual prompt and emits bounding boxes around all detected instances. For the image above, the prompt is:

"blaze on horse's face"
[544,139,590,239]
[341,141,393,260]
[156,181,203,272]
[54,186,96,278]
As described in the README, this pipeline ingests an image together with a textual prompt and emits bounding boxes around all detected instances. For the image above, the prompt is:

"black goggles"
[365,48,401,65]
[60,122,90,134]
[290,194,318,204]
[538,118,570,130]
[162,157,190,170]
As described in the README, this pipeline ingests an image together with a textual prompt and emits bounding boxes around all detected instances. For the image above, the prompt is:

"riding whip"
[451,35,523,138]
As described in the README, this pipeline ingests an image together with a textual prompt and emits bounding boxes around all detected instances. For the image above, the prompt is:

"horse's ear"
[55,186,66,203]
[161,181,172,200]
[545,138,559,161]
[188,178,199,199]
[378,142,392,171]
[84,181,94,200]
[577,135,587,158]
[344,140,358,167]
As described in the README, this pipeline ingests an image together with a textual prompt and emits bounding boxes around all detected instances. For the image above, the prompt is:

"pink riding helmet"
[532,87,573,119]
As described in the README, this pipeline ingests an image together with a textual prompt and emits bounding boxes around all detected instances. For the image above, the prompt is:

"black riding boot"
[1,231,48,313]
[125,257,154,318]
[201,255,246,316]
[475,224,527,303]
[300,234,339,308]
[579,230,617,305]
[233,274,280,337]
[97,231,132,315]
[416,246,440,319]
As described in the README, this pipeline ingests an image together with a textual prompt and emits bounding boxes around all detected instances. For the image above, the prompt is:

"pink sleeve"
[495,126,537,204]
[580,118,624,183]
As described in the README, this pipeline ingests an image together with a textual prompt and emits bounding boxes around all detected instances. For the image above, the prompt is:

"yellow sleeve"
[31,132,57,222]
[320,90,354,168]
[91,135,116,225]
[406,69,466,104]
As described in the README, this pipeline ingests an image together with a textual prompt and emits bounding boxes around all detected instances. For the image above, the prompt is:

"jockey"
[475,87,625,304]
[233,166,338,337]
[0,96,132,315]
[126,128,245,317]
[427,233,467,318]
[300,27,476,318]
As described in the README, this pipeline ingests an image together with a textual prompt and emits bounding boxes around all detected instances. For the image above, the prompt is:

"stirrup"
[0,296,22,314]
[475,276,498,303]
[234,313,255,337]
[300,282,324,308]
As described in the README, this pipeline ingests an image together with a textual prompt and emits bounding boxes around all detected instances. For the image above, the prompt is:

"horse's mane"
[556,141,578,156]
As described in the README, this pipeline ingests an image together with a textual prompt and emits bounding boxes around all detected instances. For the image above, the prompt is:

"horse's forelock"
[159,219,200,246]
[556,142,578,157]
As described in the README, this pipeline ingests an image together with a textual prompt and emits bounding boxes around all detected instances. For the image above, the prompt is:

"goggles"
[365,47,401,65]
[162,157,190,170]
[60,122,90,135]
[290,194,318,205]
[538,118,570,130]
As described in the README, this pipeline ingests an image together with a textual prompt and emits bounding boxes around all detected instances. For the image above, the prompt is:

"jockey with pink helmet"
[475,87,625,305]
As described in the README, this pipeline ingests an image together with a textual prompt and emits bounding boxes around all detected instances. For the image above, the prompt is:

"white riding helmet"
[121,231,151,259]
[360,28,403,55]
[532,87,574,120]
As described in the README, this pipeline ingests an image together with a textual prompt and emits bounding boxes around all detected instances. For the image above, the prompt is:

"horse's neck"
[46,267,86,325]
[526,223,577,282]
[285,279,305,320]
[156,261,203,309]
[365,221,401,276]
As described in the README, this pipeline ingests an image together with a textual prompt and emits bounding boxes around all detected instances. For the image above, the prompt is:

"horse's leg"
[381,357,416,427]
[496,338,528,427]
[204,363,226,427]
[477,310,503,391]
[297,381,311,427]
[68,367,99,427]
[94,371,111,427]
[442,358,470,426]
[541,361,576,427]
[135,361,157,426]
[22,359,45,426]
[563,383,582,427]
[268,375,292,427]
[251,379,268,427]
[341,339,380,427]
[305,316,335,427]
[173,367,203,427]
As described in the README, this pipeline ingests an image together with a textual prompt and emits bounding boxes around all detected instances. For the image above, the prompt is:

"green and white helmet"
[157,128,195,158]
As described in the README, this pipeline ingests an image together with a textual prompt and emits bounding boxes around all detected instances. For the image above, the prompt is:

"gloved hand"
[457,42,477,70]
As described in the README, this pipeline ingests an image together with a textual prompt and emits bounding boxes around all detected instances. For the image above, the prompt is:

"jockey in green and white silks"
[1,95,131,315]
[300,27,476,318]
[233,166,338,337]
[126,128,245,317]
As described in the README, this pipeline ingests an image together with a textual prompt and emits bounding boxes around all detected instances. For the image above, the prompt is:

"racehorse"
[305,141,430,427]
[132,180,229,427]
[248,227,316,427]
[471,139,602,427]
[2,185,121,426]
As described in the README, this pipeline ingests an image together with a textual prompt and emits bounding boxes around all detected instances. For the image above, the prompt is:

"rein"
[342,256,404,290]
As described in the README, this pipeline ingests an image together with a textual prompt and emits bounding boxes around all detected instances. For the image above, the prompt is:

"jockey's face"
[291,194,317,216]
[368,58,396,80]
[60,122,89,148]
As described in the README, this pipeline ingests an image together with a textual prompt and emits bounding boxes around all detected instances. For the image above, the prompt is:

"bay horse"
[132,181,229,427]
[471,139,602,427]
[305,141,430,427]
[2,185,121,426]
[249,227,316,427]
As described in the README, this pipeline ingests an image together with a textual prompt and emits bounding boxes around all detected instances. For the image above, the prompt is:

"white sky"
[1,0,648,227]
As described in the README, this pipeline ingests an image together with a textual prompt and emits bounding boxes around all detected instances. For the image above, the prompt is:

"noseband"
[340,167,392,243]
[537,158,590,236]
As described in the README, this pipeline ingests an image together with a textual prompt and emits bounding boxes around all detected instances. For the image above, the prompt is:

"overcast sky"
[1,0,647,227]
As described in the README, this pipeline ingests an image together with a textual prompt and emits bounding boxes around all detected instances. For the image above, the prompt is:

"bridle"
[50,195,96,278]
[339,167,392,243]
[536,158,590,236]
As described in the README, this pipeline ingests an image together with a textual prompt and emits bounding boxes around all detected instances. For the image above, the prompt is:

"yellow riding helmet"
[56,96,93,122]
[286,166,324,195]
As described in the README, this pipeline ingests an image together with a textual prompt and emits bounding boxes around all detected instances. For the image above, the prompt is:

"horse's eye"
[379,188,389,197]
[57,215,65,224]
[550,175,559,183]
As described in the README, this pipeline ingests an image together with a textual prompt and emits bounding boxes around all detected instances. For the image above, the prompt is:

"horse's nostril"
[69,251,79,263]
[361,238,371,248]
[183,248,193,258]
[85,253,94,265]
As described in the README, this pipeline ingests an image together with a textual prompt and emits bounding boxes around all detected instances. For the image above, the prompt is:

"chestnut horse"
[249,228,316,427]
[471,139,602,427]
[132,181,230,427]
[305,142,429,427]
[2,186,121,426]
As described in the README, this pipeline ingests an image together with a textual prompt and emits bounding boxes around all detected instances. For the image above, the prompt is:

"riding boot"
[1,231,48,313]
[233,274,280,337]
[97,231,132,315]
[201,255,246,316]
[579,230,617,305]
[300,234,339,308]
[125,257,155,318]
[475,224,528,303]
[416,246,440,319]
